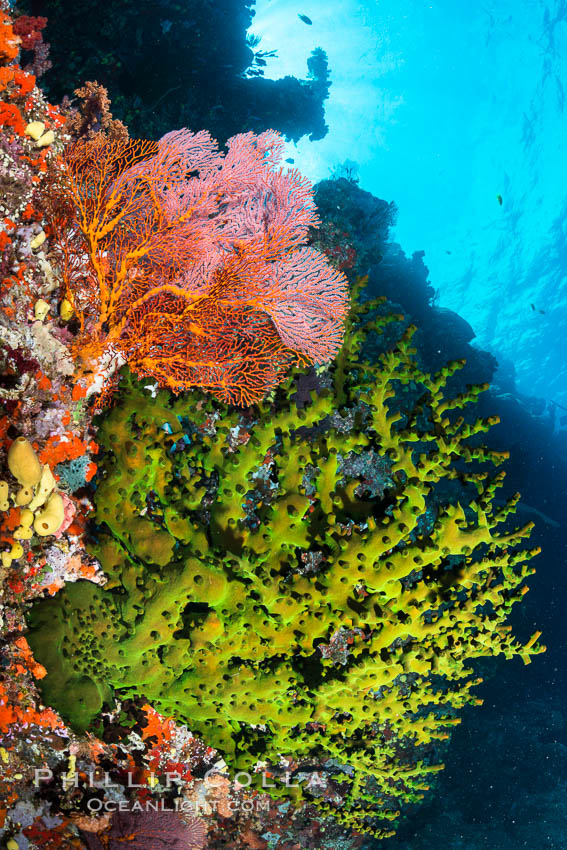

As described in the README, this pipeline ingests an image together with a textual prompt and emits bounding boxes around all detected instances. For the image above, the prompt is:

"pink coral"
[54,491,76,539]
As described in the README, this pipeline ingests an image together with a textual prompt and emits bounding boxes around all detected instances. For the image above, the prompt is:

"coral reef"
[1,5,558,845]
[28,281,543,836]
[0,8,105,846]
[0,6,100,601]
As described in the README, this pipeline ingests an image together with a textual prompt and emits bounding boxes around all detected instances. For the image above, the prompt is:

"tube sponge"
[27,464,56,511]
[15,485,34,506]
[8,437,42,487]
[33,492,65,536]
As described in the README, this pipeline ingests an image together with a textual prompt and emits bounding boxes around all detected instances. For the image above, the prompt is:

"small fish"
[530,303,546,314]
[298,13,313,25]
[445,250,452,254]
[496,194,503,205]
[285,157,295,164]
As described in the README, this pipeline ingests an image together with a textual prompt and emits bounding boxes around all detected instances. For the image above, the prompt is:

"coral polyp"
[27,284,544,836]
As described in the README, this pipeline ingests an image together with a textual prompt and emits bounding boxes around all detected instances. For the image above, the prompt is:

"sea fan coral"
[43,128,349,404]
[80,810,207,850]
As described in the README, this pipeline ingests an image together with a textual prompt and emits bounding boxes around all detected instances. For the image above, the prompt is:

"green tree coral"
[27,283,544,837]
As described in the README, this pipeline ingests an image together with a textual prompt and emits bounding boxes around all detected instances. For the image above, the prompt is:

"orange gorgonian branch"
[45,128,349,404]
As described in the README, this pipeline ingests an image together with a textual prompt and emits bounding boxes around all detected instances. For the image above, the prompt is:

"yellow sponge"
[33,492,65,537]
[8,437,42,487]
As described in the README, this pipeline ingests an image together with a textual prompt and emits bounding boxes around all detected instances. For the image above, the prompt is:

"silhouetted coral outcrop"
[20,0,332,143]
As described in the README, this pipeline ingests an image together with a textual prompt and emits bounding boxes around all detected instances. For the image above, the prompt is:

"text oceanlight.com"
[86,798,271,814]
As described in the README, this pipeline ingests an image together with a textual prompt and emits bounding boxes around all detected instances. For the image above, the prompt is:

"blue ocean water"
[251,0,567,408]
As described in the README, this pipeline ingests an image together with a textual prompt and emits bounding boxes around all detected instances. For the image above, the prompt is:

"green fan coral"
[26,281,544,836]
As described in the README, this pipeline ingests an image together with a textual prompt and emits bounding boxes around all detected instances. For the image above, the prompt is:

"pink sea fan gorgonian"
[46,126,349,404]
